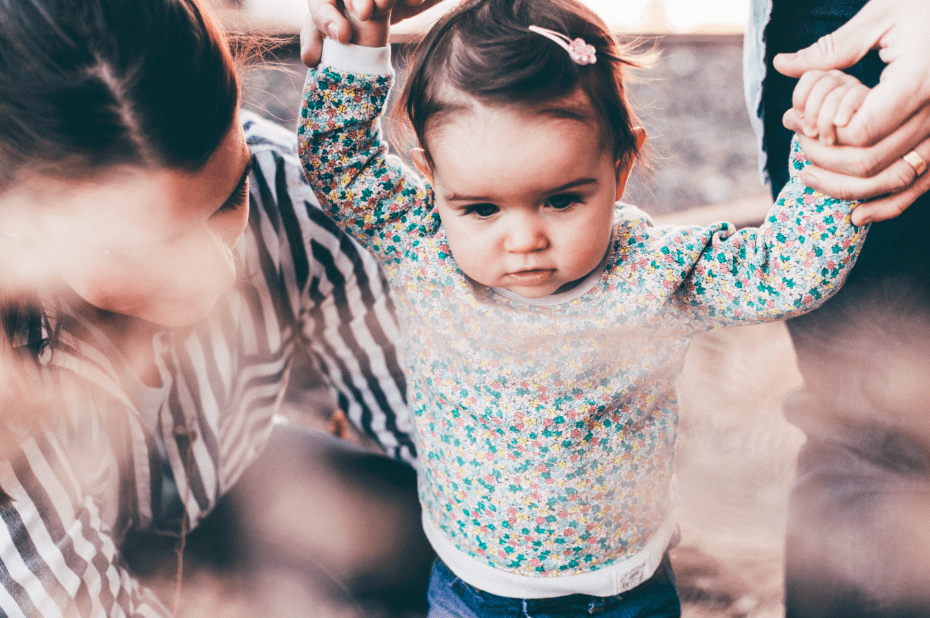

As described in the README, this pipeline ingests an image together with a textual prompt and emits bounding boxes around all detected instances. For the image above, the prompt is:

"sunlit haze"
[584,0,748,33]
[239,0,749,34]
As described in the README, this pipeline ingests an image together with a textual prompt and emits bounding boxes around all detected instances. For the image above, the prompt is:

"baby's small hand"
[343,0,401,47]
[302,0,401,64]
[303,0,438,66]
[785,70,870,145]
[346,0,401,22]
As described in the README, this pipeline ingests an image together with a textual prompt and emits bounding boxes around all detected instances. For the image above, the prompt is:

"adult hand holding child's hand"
[775,0,930,225]
[301,0,446,66]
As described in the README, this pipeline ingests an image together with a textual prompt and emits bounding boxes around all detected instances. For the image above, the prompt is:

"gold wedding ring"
[903,150,927,176]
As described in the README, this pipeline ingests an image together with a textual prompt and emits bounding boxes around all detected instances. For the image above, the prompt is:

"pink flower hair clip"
[528,25,597,65]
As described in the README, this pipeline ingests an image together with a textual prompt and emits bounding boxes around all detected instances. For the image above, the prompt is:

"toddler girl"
[298,0,867,615]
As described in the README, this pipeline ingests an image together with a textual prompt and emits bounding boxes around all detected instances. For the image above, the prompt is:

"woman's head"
[0,0,250,327]
[0,0,238,186]
[399,0,647,298]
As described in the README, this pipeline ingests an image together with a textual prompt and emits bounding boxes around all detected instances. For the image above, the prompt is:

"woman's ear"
[615,127,647,201]
[410,148,433,181]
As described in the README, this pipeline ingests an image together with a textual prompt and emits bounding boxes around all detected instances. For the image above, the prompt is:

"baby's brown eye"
[548,194,581,210]
[466,203,499,218]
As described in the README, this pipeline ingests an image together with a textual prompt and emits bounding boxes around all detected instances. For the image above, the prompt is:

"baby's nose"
[504,218,549,253]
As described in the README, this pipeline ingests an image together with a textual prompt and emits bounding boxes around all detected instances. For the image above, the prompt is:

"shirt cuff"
[321,38,392,75]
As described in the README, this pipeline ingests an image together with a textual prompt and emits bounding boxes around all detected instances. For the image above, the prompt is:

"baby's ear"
[410,148,433,181]
[615,128,647,201]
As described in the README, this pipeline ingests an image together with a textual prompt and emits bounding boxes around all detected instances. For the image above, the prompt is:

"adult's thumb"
[300,18,324,67]
[772,2,884,77]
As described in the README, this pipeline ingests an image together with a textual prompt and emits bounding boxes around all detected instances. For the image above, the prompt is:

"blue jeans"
[762,1,930,615]
[427,557,681,618]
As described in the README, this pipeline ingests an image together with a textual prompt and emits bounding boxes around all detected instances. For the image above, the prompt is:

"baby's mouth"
[507,269,555,285]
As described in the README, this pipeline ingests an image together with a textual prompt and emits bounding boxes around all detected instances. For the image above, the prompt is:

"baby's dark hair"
[0,0,239,191]
[398,0,645,169]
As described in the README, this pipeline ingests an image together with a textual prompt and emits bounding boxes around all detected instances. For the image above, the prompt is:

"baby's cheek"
[444,229,498,286]
[574,215,613,261]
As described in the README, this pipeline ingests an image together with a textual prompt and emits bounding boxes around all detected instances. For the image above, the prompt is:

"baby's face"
[424,102,631,298]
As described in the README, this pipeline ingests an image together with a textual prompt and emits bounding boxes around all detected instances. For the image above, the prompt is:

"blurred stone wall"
[622,34,769,214]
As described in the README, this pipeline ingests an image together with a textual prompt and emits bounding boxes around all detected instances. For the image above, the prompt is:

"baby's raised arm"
[787,69,870,146]
[298,22,436,274]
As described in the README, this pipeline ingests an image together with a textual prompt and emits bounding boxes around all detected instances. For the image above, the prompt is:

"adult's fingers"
[371,0,404,19]
[300,0,434,67]
[785,107,930,178]
[772,0,889,77]
[795,135,930,202]
[836,59,930,146]
[776,0,930,147]
[849,166,930,225]
[790,70,822,114]
[391,0,445,23]
[301,0,351,67]
[300,18,325,67]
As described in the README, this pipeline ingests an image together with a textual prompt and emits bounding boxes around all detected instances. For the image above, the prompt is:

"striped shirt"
[0,112,415,617]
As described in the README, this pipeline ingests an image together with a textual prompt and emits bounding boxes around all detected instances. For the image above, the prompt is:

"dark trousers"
[122,424,434,617]
[763,2,930,616]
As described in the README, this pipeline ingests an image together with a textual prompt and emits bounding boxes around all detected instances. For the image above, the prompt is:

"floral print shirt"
[297,46,866,580]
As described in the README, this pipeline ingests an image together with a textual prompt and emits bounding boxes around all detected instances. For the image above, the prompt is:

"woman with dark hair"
[0,0,422,615]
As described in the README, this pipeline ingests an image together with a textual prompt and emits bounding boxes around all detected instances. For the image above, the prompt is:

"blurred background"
[161,2,805,617]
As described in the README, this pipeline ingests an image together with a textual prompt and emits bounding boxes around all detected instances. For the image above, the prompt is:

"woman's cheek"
[68,265,152,315]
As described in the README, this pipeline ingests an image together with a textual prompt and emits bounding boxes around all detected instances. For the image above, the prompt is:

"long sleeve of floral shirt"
[297,40,867,588]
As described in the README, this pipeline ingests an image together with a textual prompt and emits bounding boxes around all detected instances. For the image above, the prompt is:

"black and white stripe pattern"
[0,113,415,617]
